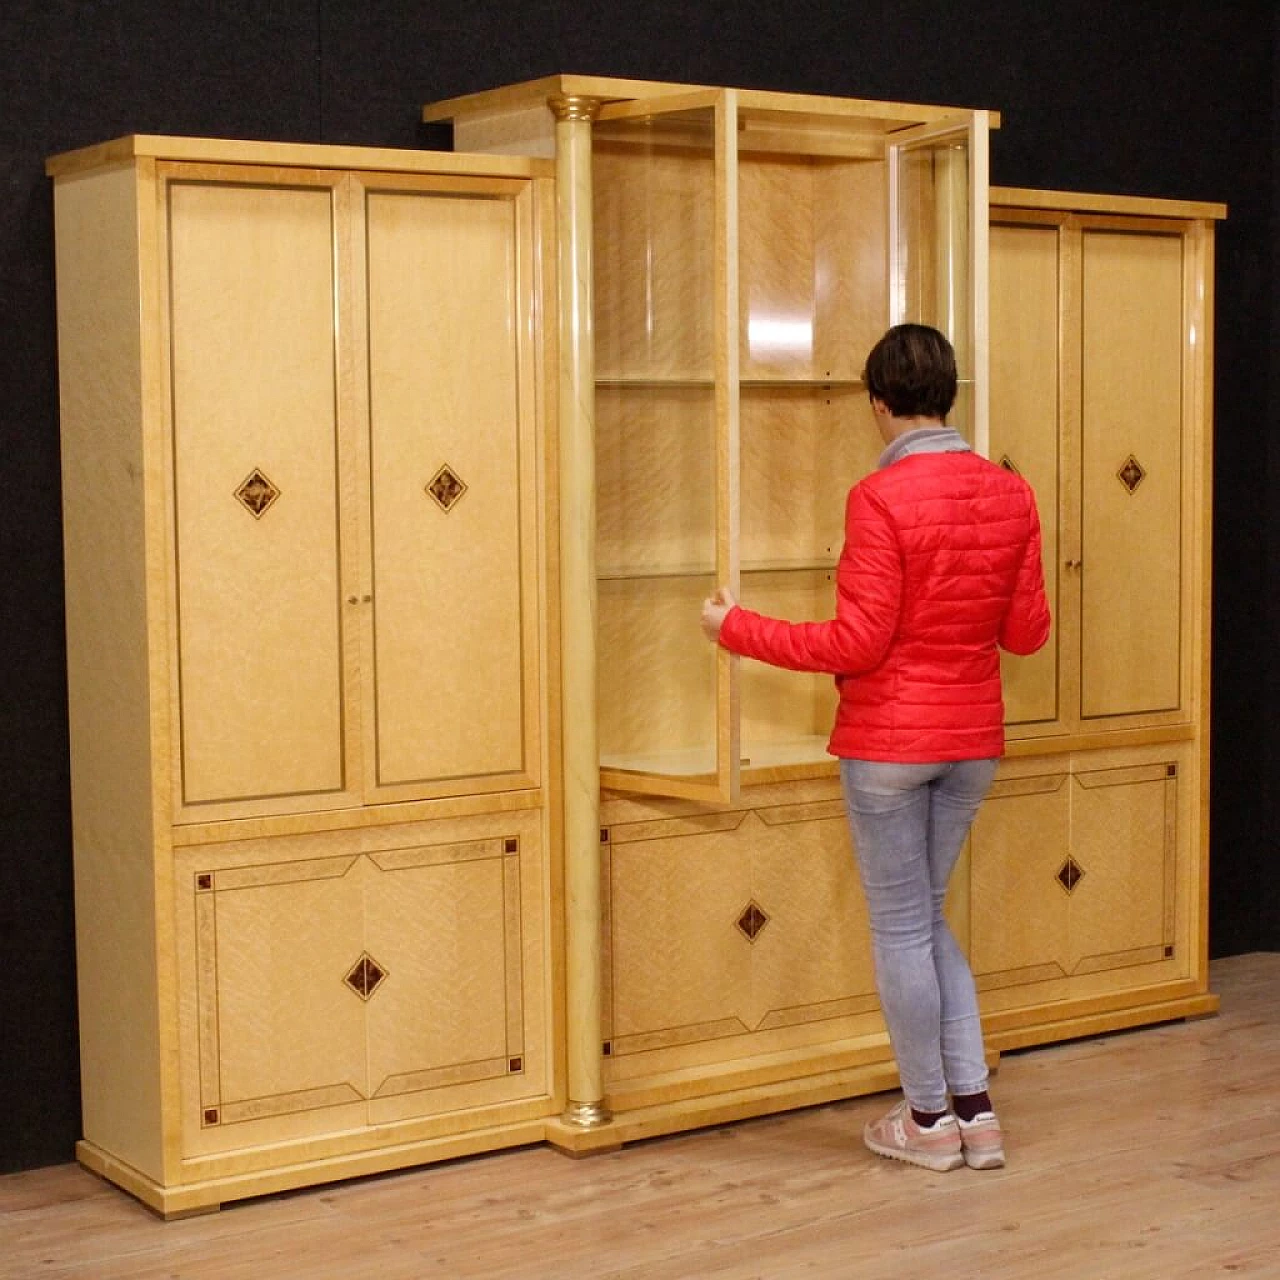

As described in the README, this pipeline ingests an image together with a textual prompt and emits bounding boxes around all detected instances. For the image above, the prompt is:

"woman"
[701,324,1051,1171]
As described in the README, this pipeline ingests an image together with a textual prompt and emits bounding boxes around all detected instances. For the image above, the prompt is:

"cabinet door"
[176,811,550,1162]
[363,828,543,1126]
[889,114,991,452]
[990,204,1199,739]
[177,852,370,1158]
[163,169,359,820]
[594,91,740,803]
[354,173,544,802]
[734,101,886,780]
[601,789,879,1088]
[989,214,1061,728]
[1079,222,1185,719]
[969,753,1183,1014]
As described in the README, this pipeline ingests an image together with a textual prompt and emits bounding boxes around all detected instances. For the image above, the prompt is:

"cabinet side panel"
[54,166,165,1178]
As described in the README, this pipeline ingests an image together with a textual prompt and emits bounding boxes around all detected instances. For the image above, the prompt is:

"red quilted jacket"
[719,448,1052,761]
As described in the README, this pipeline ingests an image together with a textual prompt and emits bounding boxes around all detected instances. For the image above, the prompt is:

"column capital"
[548,94,603,124]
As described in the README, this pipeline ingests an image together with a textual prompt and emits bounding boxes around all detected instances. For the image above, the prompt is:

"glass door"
[889,114,990,455]
[733,94,896,778]
[592,89,740,802]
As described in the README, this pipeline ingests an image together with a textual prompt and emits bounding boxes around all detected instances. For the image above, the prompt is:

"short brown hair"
[863,324,957,420]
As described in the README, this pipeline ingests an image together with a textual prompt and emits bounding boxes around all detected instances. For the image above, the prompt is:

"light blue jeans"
[840,757,998,1114]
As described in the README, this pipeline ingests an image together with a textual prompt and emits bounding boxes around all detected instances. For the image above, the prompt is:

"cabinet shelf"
[598,559,837,582]
[602,734,833,780]
[595,376,870,391]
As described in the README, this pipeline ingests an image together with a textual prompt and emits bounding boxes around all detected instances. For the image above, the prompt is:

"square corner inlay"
[736,901,770,942]
[344,953,387,1000]
[234,468,281,518]
[1117,455,1146,494]
[426,465,467,512]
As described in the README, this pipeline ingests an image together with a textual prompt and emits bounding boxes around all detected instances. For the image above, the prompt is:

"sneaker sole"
[864,1133,964,1173]
[962,1148,1005,1170]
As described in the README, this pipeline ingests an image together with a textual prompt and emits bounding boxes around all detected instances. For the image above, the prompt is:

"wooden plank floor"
[4,953,1278,1279]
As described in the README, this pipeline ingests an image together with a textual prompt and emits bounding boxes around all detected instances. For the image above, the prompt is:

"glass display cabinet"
[585,88,989,802]
[426,77,993,1145]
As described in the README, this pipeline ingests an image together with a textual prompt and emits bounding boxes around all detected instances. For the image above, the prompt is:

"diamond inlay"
[235,468,281,518]
[736,901,770,942]
[1117,455,1146,494]
[426,465,467,512]
[344,953,387,1000]
[1057,857,1085,893]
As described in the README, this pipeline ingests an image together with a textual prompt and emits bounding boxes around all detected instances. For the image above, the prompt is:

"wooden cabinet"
[990,191,1218,742]
[172,809,549,1163]
[160,163,544,820]
[587,88,990,802]
[970,746,1195,1032]
[50,137,559,1214]
[424,79,1223,1154]
[977,188,1223,1047]
[425,76,992,1147]
[52,94,1224,1207]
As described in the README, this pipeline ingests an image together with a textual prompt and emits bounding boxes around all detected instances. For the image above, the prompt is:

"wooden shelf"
[598,560,836,582]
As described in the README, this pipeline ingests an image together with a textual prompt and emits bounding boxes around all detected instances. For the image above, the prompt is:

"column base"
[561,1099,613,1129]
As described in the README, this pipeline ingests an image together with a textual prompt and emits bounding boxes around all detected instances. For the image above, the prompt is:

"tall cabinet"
[976,187,1223,1047]
[427,76,1001,1147]
[50,137,560,1214]
[425,78,1222,1152]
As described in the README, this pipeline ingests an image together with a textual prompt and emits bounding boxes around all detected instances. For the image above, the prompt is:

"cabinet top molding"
[992,185,1226,221]
[423,74,1000,130]
[45,134,554,180]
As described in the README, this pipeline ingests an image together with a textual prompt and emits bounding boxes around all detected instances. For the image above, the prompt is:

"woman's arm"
[998,493,1052,656]
[707,484,902,675]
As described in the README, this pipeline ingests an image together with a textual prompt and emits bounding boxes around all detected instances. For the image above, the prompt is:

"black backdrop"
[1,0,1275,1173]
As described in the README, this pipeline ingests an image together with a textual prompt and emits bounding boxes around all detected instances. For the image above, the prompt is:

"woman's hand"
[700,587,737,642]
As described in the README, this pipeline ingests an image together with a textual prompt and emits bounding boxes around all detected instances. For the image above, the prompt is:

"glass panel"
[736,117,889,773]
[593,103,729,791]
[891,127,975,442]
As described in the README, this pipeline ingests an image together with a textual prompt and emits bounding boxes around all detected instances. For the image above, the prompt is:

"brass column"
[549,93,611,1129]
